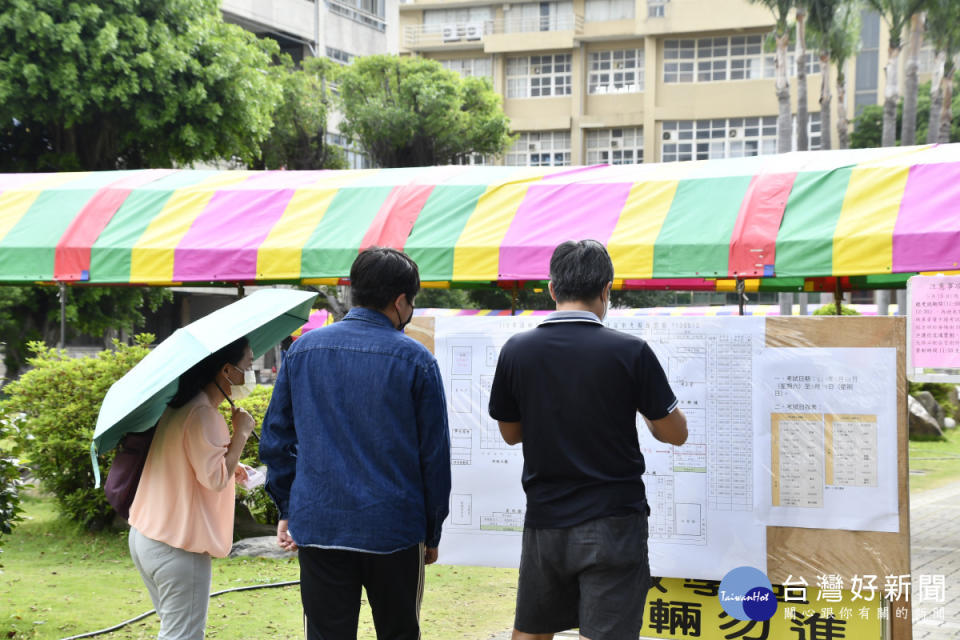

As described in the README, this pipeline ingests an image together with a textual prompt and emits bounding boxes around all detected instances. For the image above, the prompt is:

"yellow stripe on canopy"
[607,180,681,279]
[130,173,252,283]
[833,167,910,276]
[0,173,90,243]
[452,168,545,281]
[256,171,376,280]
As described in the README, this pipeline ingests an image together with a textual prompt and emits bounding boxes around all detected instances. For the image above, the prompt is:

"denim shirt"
[260,307,451,552]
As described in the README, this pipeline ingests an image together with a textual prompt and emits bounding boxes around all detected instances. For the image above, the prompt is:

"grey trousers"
[129,527,212,640]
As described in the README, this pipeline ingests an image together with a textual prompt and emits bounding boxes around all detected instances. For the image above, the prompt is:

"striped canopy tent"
[1,144,958,291]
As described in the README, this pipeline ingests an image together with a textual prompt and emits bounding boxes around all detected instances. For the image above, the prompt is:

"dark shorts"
[515,512,651,640]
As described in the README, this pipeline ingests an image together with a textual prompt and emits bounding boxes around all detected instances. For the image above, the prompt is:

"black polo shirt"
[488,310,677,529]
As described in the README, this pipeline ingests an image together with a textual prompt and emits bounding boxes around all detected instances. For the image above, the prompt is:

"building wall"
[399,0,919,166]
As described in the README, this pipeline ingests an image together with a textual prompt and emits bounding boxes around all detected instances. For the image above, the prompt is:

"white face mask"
[230,368,257,401]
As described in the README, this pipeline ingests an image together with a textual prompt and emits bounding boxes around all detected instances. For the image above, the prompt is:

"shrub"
[1,336,153,530]
[813,303,861,316]
[217,385,279,525]
[0,415,26,560]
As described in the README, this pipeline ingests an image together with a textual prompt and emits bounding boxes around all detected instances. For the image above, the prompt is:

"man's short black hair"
[350,247,421,310]
[549,240,614,303]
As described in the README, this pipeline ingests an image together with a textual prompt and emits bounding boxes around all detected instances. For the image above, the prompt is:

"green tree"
[336,55,513,167]
[808,0,862,149]
[750,1,795,153]
[864,0,931,147]
[851,77,960,147]
[2,337,154,530]
[257,56,347,170]
[925,0,960,142]
[0,286,171,377]
[0,0,282,170]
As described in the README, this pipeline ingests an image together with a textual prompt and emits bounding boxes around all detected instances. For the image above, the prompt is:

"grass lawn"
[4,429,959,639]
[1,497,517,640]
[908,426,960,493]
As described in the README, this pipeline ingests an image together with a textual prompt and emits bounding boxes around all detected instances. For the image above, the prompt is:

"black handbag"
[103,426,156,521]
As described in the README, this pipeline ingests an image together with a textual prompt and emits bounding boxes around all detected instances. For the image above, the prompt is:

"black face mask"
[397,303,415,332]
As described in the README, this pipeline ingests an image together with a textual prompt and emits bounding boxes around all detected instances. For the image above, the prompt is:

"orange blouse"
[129,392,236,557]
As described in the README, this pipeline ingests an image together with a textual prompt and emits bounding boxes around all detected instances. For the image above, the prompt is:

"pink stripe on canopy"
[893,163,960,272]
[173,189,295,282]
[498,182,631,280]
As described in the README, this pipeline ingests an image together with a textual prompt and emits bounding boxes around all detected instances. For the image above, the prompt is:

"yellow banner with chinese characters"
[638,578,885,640]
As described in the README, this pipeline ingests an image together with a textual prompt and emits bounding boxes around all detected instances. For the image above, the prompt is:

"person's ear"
[548,281,557,302]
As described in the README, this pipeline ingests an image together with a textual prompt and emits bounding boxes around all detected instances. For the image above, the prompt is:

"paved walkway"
[483,480,960,640]
[909,480,960,639]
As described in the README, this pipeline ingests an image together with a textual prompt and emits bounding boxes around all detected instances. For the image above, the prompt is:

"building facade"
[399,0,932,166]
[221,0,400,168]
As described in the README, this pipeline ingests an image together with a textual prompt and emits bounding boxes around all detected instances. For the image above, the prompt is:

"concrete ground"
[483,479,960,640]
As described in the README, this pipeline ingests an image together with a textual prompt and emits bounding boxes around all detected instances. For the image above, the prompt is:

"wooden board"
[411,314,911,638]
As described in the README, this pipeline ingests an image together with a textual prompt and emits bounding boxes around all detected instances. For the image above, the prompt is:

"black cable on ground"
[59,580,301,640]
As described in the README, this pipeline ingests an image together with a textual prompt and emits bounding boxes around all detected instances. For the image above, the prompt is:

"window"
[326,132,372,169]
[326,0,386,31]
[663,39,695,83]
[648,0,668,18]
[586,128,643,164]
[325,47,354,65]
[588,48,644,94]
[506,54,572,98]
[585,0,635,22]
[661,114,821,162]
[505,131,571,166]
[440,58,494,78]
[423,6,493,41]
[664,35,820,84]
[504,1,574,33]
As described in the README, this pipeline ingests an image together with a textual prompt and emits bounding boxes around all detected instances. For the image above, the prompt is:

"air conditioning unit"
[441,24,460,42]
[729,127,744,138]
[663,130,674,141]
[464,22,483,40]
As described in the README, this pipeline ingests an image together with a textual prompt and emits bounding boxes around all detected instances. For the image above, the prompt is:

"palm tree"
[926,0,960,142]
[864,0,931,147]
[808,0,841,150]
[796,2,810,150]
[901,12,926,145]
[751,0,796,152]
[810,0,861,149]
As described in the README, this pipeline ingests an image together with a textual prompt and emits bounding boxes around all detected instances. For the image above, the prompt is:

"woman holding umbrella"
[126,337,256,640]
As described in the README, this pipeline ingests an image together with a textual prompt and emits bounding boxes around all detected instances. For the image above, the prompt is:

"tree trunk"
[882,45,902,147]
[928,50,946,144]
[940,64,955,143]
[901,13,925,146]
[819,51,832,150]
[776,31,792,154]
[796,9,809,151]
[837,63,851,149]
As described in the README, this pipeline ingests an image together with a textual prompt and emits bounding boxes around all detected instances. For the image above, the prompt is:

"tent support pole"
[511,282,519,316]
[59,282,66,349]
[835,280,843,316]
[736,279,745,316]
[237,284,245,299]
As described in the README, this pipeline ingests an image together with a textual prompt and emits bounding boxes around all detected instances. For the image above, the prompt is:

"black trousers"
[299,543,425,640]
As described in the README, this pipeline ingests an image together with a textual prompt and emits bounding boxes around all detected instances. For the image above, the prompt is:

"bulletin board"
[406,315,911,639]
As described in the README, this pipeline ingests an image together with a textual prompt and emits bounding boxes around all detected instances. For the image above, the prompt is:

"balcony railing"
[403,14,583,49]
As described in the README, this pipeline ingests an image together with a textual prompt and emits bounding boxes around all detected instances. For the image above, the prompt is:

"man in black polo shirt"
[488,239,687,640]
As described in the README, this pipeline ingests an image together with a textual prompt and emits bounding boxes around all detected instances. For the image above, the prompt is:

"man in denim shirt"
[260,247,451,640]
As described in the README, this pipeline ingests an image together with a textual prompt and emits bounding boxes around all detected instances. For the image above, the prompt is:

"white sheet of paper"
[436,316,769,579]
[753,347,899,532]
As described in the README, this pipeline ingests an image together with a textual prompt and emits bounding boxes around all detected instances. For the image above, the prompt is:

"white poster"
[753,347,899,532]
[435,316,768,580]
